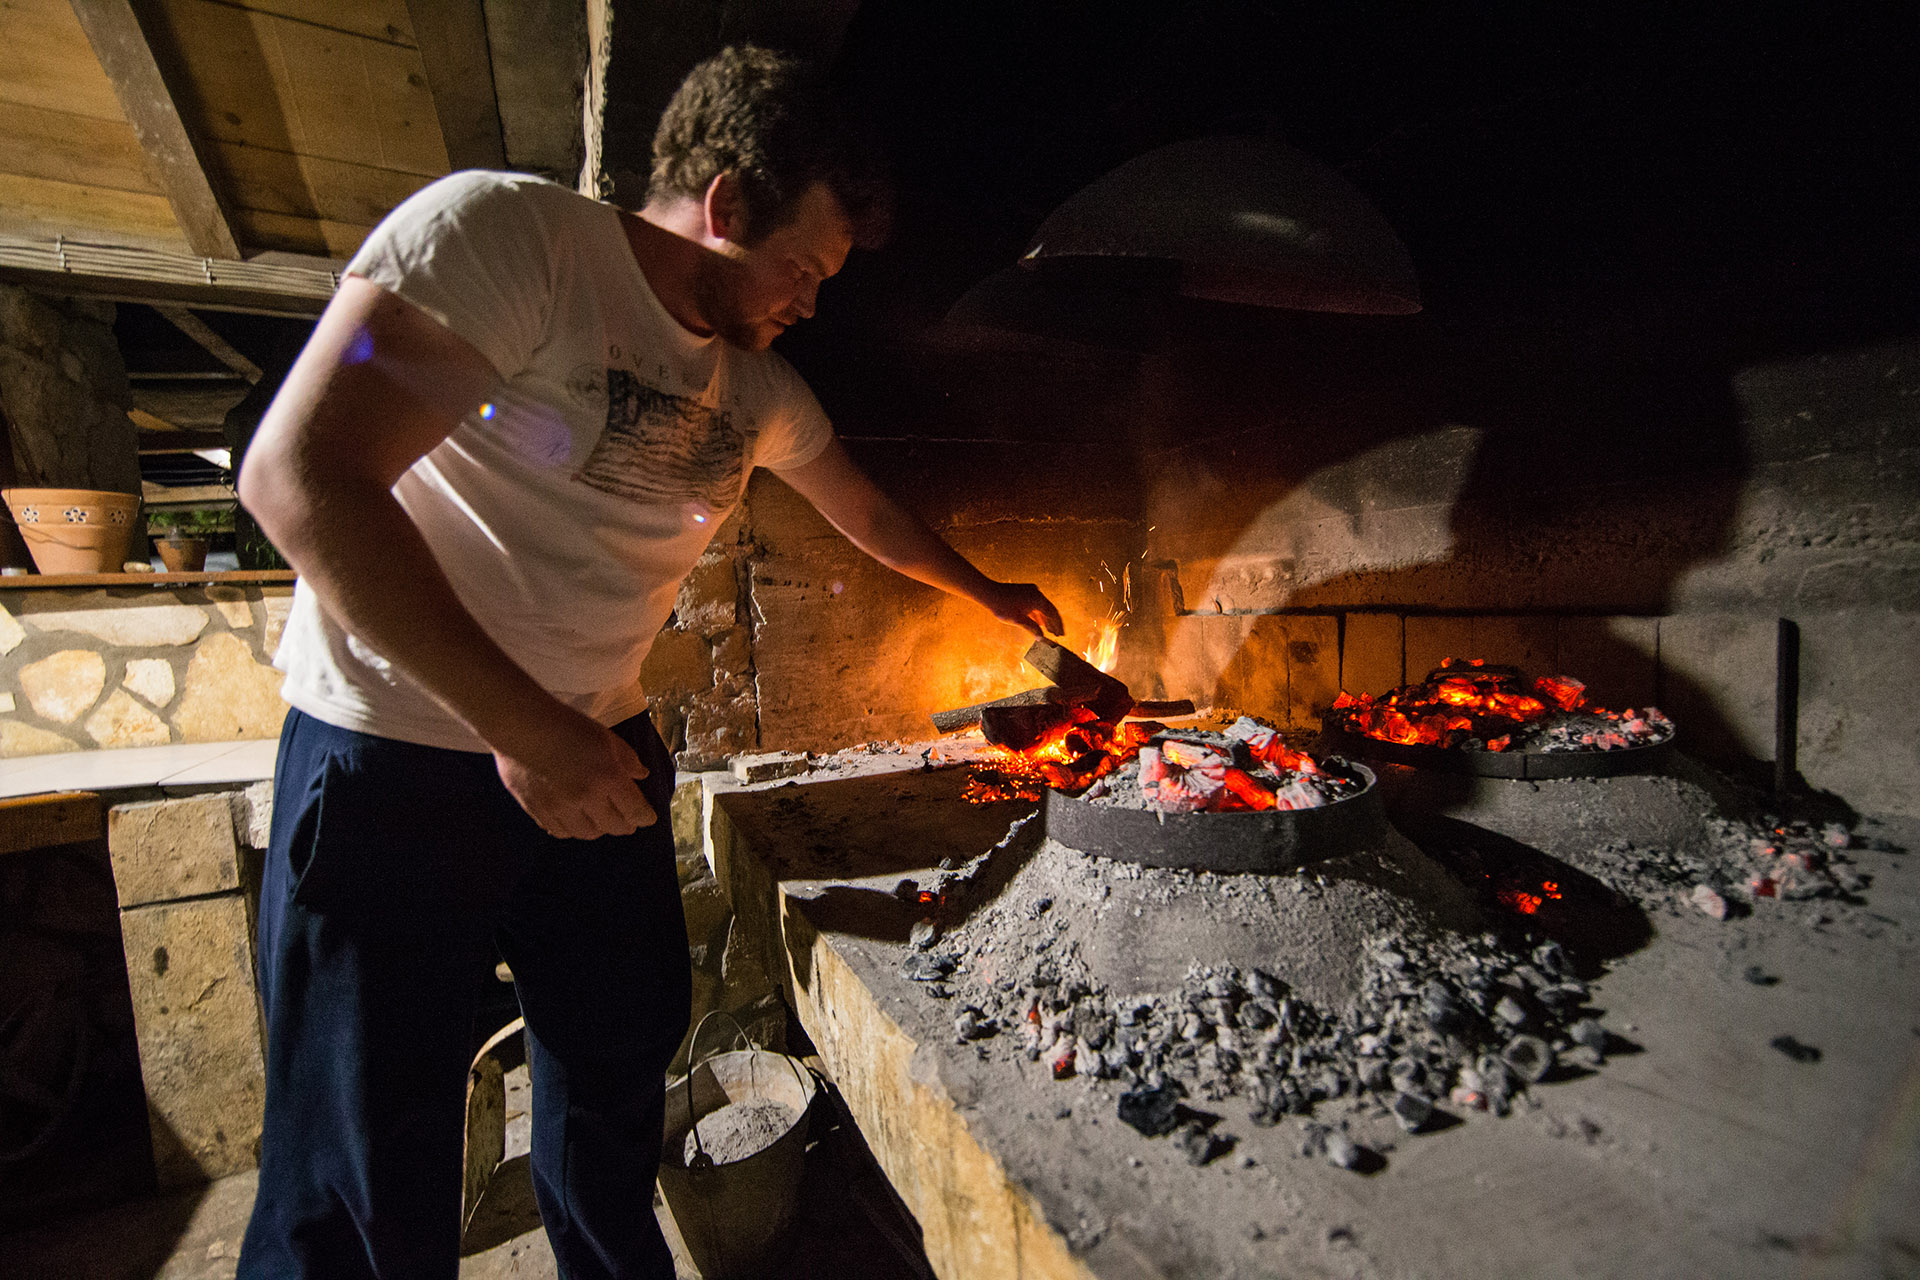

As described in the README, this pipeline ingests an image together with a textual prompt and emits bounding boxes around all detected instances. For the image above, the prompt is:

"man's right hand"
[491,705,656,840]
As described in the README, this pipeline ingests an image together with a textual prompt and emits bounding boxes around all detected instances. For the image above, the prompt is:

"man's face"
[702,183,854,351]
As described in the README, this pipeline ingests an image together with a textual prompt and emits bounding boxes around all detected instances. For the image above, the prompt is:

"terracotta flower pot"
[2,488,140,575]
[156,535,209,573]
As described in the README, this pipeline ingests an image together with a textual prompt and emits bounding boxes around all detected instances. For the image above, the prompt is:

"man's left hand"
[978,581,1064,638]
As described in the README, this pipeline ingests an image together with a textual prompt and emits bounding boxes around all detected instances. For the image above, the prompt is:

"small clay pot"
[156,535,209,573]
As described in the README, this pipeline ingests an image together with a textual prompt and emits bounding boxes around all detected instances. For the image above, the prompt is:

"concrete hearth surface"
[707,751,1920,1279]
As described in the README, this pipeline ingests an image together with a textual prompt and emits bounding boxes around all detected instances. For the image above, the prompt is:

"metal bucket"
[657,1013,818,1279]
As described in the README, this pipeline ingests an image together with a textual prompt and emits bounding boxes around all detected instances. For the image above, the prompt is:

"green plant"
[234,507,289,570]
[149,505,233,539]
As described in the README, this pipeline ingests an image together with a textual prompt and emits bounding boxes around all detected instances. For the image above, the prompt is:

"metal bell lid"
[1021,135,1421,315]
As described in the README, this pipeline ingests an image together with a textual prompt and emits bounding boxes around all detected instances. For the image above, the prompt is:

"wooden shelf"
[0,570,296,589]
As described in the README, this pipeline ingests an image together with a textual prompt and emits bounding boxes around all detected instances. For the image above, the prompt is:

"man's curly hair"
[649,46,892,249]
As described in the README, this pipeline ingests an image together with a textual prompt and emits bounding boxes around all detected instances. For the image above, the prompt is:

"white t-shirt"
[274,172,834,751]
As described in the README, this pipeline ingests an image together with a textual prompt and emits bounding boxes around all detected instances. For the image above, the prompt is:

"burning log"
[929,635,1160,738]
[1023,638,1136,724]
[932,691,1195,735]
[979,702,1084,752]
[930,687,1064,734]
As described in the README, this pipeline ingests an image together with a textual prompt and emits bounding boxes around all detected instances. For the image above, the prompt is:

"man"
[236,47,1060,1279]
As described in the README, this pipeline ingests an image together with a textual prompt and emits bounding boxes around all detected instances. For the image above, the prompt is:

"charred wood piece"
[929,687,1064,734]
[928,639,1190,736]
[980,702,1080,752]
[933,692,1192,734]
[1023,639,1135,723]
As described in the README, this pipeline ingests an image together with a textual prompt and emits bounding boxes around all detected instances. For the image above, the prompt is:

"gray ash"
[1571,812,1876,918]
[913,826,1613,1162]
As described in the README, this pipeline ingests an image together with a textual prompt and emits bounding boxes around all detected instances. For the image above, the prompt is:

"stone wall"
[1120,331,1920,818]
[639,504,763,771]
[0,582,292,756]
[0,285,140,506]
[726,320,1919,819]
[106,790,269,1188]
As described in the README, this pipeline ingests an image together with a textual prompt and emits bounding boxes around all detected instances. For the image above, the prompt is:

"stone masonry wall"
[0,582,293,756]
[0,285,141,503]
[640,504,762,771]
[731,309,1919,820]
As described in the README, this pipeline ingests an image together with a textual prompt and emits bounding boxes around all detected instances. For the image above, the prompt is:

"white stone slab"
[0,740,273,798]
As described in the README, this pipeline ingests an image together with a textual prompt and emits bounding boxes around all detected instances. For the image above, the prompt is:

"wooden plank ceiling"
[0,0,495,263]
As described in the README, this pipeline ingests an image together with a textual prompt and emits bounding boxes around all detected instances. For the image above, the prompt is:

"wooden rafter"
[154,305,263,383]
[402,0,507,172]
[67,0,243,260]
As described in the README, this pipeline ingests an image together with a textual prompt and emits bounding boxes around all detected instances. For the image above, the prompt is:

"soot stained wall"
[740,3,1918,815]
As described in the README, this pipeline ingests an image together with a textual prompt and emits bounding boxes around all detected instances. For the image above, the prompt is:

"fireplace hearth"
[693,720,1916,1277]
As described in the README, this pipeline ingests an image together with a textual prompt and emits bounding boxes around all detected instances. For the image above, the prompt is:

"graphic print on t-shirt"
[573,368,745,508]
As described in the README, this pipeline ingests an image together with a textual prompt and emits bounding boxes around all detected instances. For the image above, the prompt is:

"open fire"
[1327,658,1674,754]
[960,710,1155,803]
[951,638,1361,812]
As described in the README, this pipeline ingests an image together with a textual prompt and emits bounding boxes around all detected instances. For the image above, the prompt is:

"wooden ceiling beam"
[402,0,507,172]
[154,305,264,383]
[67,0,243,260]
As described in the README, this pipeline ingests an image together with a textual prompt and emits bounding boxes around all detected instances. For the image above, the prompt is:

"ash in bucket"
[684,1098,799,1167]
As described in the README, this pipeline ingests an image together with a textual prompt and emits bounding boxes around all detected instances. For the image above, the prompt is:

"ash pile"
[1579,810,1886,926]
[898,814,1624,1171]
[1376,751,1894,934]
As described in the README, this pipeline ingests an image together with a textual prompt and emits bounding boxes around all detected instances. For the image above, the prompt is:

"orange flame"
[963,711,1333,816]
[1083,621,1120,674]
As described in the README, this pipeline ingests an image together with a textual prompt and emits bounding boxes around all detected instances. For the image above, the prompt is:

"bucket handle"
[679,1010,808,1172]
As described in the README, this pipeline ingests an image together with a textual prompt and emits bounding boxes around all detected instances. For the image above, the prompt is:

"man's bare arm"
[240,277,654,839]
[775,439,1064,637]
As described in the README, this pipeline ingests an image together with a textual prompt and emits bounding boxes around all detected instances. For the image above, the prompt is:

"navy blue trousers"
[238,708,690,1280]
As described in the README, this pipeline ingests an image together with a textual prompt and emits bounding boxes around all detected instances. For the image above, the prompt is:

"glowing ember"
[1494,878,1563,915]
[965,711,1359,815]
[1329,658,1673,753]
[963,715,1155,803]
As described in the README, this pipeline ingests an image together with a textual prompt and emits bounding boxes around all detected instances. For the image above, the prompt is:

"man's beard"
[690,262,777,350]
